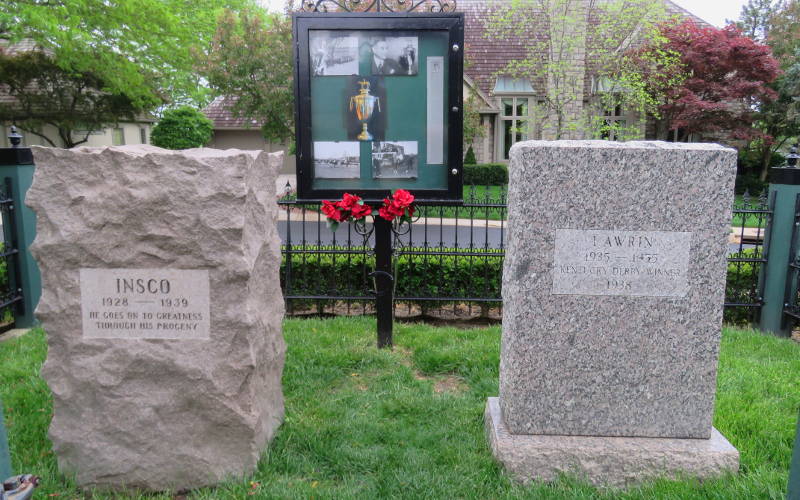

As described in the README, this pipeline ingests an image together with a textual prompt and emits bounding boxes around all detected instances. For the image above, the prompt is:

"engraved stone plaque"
[552,229,692,297]
[80,268,211,339]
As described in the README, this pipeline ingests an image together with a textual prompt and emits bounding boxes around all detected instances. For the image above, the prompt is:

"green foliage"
[486,0,668,139]
[198,10,294,143]
[737,147,783,191]
[735,174,769,196]
[2,321,800,498]
[463,146,477,165]
[738,1,800,181]
[150,107,213,150]
[463,163,508,186]
[462,88,484,149]
[0,0,251,110]
[0,50,144,148]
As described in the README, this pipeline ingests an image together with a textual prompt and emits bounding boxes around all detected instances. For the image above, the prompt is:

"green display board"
[294,13,464,203]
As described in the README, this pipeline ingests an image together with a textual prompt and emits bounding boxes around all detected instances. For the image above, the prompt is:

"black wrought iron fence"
[726,190,772,323]
[279,184,506,320]
[0,178,24,332]
[279,186,771,324]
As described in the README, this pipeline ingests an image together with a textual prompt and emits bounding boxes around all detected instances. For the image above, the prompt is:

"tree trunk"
[759,144,773,182]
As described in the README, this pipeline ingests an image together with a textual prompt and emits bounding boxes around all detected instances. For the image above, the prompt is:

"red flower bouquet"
[379,189,415,223]
[320,193,373,231]
[320,189,416,230]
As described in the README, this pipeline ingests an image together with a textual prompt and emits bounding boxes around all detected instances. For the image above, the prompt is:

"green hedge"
[463,163,507,186]
[281,248,503,305]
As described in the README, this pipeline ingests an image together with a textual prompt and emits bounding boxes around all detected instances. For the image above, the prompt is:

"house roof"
[203,96,264,129]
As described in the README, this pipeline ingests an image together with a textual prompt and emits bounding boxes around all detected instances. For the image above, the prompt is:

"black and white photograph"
[372,141,418,179]
[310,31,359,76]
[368,36,418,76]
[314,142,360,179]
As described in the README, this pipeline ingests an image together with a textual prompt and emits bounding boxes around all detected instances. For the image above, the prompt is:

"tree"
[630,20,781,144]
[735,0,779,41]
[0,0,252,145]
[486,0,668,140]
[765,0,800,63]
[150,107,214,150]
[731,1,800,180]
[197,9,294,144]
[0,49,144,148]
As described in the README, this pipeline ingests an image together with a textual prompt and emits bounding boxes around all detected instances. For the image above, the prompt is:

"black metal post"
[374,218,393,348]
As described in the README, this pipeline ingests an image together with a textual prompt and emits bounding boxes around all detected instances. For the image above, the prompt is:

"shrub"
[150,106,214,150]
[463,163,508,185]
[464,146,477,165]
[734,174,767,196]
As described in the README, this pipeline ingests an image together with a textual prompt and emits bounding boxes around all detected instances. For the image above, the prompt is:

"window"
[140,128,147,144]
[499,97,533,160]
[666,128,691,142]
[112,128,125,146]
[600,100,626,141]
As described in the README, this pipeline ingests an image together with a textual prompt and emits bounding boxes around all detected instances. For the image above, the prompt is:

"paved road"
[279,220,751,254]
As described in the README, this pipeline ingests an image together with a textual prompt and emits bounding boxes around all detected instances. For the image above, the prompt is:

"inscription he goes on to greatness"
[551,229,691,297]
[80,269,211,339]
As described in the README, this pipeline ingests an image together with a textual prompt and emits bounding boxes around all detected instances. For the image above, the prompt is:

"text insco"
[551,229,691,297]
[80,268,210,339]
[116,278,171,294]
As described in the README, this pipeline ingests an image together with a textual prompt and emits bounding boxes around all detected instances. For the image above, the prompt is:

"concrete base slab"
[485,398,739,488]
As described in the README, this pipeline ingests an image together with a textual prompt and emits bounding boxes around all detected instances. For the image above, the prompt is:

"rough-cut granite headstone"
[27,145,285,492]
[486,140,740,487]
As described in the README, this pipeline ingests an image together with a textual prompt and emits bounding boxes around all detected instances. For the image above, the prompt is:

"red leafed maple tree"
[632,19,781,142]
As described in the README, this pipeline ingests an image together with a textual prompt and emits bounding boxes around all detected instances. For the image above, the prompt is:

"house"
[203,0,709,168]
[203,96,296,174]
[461,0,709,163]
[0,39,155,149]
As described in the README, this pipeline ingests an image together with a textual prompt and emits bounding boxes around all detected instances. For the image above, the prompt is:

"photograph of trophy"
[349,79,382,141]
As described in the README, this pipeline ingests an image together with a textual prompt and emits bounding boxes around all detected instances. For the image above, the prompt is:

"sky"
[666,0,749,27]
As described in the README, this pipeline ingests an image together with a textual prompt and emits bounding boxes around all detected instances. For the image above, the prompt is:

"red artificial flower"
[378,205,395,221]
[380,197,405,218]
[392,189,414,208]
[321,200,344,222]
[337,193,361,210]
[388,201,406,217]
[350,202,372,219]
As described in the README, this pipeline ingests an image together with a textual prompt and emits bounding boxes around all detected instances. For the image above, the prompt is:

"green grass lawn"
[1,319,799,499]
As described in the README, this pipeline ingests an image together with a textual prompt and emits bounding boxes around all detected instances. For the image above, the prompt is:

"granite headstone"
[27,145,286,492]
[486,140,740,487]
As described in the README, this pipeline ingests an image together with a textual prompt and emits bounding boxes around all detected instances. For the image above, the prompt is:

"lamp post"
[7,126,22,149]
[787,144,799,168]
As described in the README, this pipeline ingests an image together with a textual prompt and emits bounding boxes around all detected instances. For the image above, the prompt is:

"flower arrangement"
[321,189,416,230]
[378,189,415,223]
